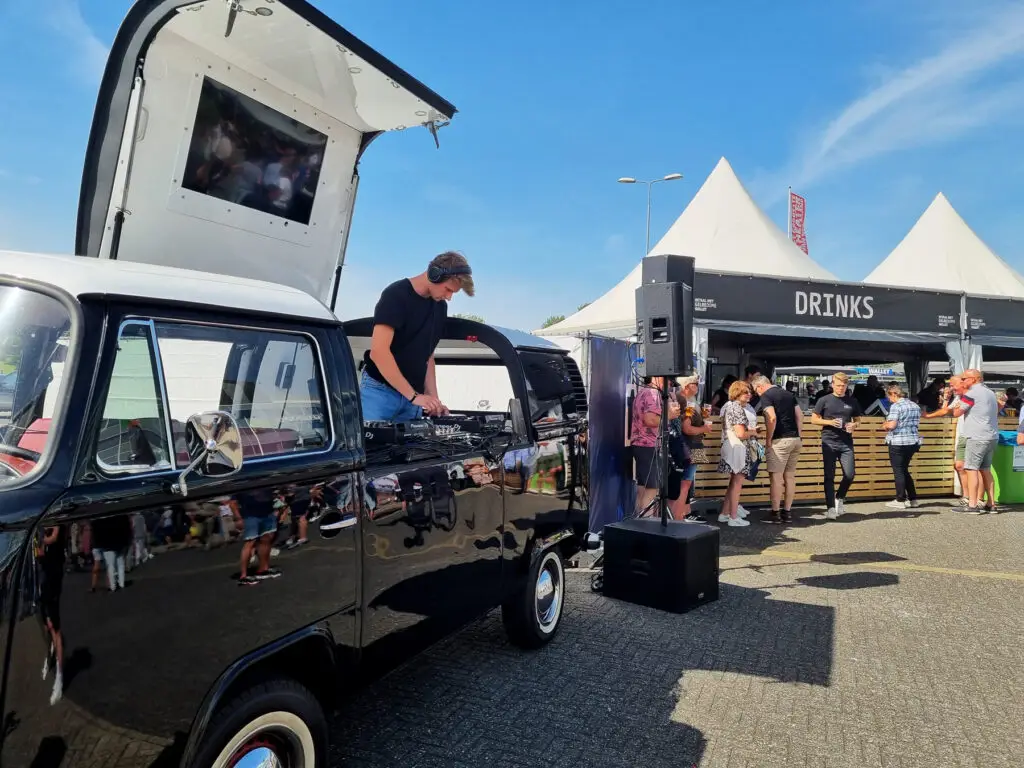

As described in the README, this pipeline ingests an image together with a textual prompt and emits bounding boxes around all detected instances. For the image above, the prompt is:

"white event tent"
[540,156,837,337]
[864,192,1024,298]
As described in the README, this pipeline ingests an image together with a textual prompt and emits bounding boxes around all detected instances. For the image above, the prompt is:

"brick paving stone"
[329,502,1024,767]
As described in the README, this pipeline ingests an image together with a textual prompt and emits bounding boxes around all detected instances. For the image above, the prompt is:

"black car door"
[0,305,362,766]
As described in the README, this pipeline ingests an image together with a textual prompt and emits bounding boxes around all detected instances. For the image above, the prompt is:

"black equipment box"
[602,518,719,613]
[642,253,696,287]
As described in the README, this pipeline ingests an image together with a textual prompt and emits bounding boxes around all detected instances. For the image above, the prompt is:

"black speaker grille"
[565,356,588,415]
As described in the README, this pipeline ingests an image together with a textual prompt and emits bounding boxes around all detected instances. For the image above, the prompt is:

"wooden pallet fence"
[692,416,957,505]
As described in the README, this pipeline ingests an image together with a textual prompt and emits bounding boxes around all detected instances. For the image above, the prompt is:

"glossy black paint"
[0,301,586,767]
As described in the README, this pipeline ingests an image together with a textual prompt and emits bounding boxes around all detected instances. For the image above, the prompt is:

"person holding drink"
[672,375,714,522]
[811,372,862,519]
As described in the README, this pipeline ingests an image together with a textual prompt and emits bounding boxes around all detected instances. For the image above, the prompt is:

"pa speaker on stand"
[594,252,719,614]
[635,281,693,378]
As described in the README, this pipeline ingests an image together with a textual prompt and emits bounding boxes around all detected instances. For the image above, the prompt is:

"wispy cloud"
[44,0,108,86]
[761,4,1024,202]
[0,168,42,185]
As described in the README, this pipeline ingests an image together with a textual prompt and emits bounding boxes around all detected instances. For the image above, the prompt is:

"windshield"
[0,284,74,488]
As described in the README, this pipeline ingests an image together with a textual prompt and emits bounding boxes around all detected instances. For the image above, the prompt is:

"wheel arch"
[182,624,340,767]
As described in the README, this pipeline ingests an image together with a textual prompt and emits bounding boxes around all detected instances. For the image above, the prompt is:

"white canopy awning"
[865,192,1024,298]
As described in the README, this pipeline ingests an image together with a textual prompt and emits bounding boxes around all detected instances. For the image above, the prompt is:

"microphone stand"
[659,377,672,527]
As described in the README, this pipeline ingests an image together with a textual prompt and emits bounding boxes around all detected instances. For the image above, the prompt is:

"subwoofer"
[642,253,696,287]
[602,518,719,613]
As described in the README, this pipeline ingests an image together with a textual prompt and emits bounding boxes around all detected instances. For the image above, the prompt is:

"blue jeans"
[359,371,423,423]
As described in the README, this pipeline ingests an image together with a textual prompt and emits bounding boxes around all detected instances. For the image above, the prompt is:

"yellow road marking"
[721,545,1024,582]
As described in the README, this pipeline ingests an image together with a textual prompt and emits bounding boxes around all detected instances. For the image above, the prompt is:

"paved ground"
[329,500,1024,768]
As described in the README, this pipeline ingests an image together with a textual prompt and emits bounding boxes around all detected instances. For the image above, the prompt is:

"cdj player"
[363,413,505,449]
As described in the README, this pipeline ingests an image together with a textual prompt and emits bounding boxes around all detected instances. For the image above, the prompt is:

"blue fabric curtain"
[586,336,636,532]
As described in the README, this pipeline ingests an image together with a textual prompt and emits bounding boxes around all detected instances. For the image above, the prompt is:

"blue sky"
[1,0,1023,330]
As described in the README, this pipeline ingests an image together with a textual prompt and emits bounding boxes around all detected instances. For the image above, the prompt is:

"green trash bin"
[990,430,1024,504]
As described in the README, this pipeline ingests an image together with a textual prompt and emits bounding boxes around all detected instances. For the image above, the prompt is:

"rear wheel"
[502,548,565,649]
[192,678,327,768]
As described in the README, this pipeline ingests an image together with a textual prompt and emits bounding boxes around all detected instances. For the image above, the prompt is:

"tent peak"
[646,157,837,280]
[864,190,1024,298]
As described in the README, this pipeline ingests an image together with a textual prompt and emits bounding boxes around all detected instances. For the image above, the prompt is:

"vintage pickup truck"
[0,2,587,767]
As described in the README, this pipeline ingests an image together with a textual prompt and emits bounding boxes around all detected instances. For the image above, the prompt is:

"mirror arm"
[171,450,209,496]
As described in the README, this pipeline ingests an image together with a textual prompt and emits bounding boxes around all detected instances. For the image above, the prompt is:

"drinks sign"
[692,273,960,335]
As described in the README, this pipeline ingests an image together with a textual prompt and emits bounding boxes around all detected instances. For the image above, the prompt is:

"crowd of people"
[630,366,1019,525]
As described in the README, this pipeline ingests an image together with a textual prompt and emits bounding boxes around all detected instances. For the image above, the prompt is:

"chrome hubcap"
[231,744,285,768]
[534,556,562,632]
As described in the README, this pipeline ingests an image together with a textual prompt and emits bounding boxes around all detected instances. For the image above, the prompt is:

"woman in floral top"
[717,380,756,527]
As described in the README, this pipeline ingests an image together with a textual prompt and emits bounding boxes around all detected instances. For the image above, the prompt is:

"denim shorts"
[243,515,277,541]
[359,371,424,423]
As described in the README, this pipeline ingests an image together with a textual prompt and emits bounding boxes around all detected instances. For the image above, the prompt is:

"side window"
[96,322,173,472]
[434,362,515,414]
[154,323,329,460]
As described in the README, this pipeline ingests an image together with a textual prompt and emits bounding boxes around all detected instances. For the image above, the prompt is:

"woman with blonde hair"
[717,380,757,527]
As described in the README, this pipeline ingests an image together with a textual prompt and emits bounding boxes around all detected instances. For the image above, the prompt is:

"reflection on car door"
[360,450,503,664]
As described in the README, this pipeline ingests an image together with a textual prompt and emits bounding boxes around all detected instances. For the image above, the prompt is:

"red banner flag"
[789,190,809,254]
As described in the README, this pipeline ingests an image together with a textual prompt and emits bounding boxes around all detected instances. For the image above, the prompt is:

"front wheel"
[502,548,565,649]
[193,678,327,768]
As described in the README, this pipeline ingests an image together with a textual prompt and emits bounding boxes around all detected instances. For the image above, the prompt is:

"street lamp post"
[617,173,683,256]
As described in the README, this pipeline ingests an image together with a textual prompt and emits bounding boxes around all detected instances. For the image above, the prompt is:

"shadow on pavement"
[797,571,900,590]
[810,551,907,565]
[330,573,837,767]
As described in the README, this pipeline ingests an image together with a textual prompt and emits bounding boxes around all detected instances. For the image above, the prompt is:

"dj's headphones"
[427,262,473,284]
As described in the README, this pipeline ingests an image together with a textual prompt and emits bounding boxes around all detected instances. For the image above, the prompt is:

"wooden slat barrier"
[693,416,958,505]
[997,417,1019,432]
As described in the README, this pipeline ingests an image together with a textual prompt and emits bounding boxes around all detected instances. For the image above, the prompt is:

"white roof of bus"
[0,250,336,322]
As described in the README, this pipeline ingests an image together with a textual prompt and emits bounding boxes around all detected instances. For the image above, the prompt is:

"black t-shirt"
[813,393,862,445]
[916,386,940,412]
[760,386,800,439]
[91,515,132,550]
[38,525,67,577]
[362,279,447,393]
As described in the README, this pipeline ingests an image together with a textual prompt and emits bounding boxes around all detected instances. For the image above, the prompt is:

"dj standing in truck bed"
[360,251,475,422]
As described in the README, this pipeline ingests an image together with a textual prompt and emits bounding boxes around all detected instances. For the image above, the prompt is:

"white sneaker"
[717,513,730,523]
[727,517,751,527]
[836,498,846,516]
[885,499,909,509]
[50,671,63,706]
[825,507,839,520]
[737,506,749,519]
[908,500,920,508]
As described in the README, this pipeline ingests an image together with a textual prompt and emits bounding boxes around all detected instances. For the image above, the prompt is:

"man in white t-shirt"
[950,369,999,513]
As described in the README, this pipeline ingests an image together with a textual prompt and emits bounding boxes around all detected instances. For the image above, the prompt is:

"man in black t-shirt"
[753,376,803,523]
[811,372,862,519]
[361,251,475,422]
[744,364,763,410]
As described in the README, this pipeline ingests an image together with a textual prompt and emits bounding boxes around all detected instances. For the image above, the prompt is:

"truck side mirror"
[172,411,243,496]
